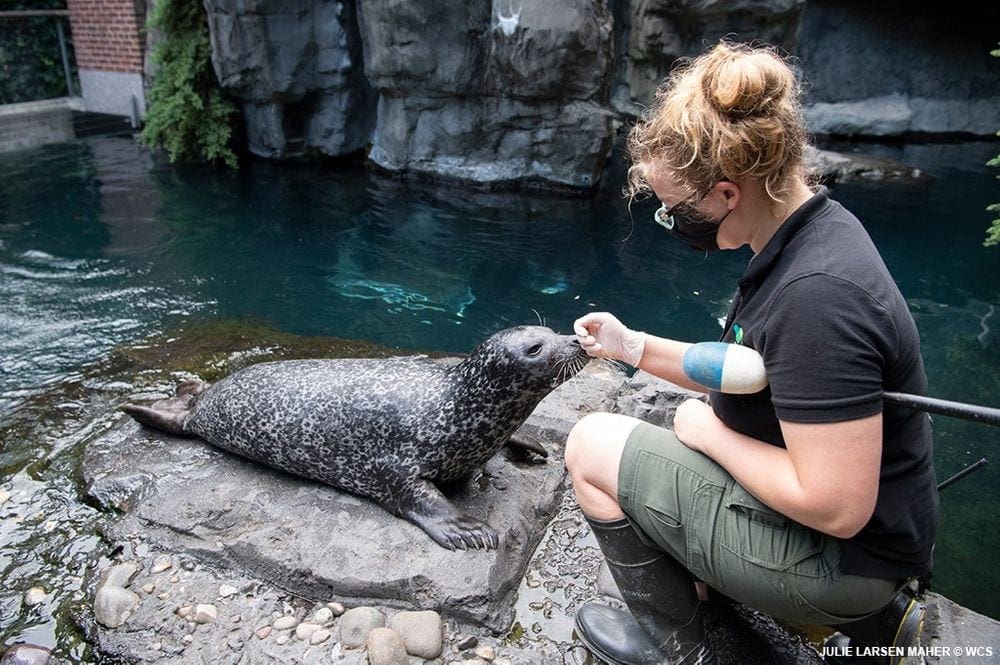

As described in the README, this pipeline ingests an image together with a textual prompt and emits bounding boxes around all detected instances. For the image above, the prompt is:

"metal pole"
[55,17,74,97]
[883,391,1000,427]
[937,458,989,492]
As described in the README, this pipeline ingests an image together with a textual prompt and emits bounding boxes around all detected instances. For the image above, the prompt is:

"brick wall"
[67,0,144,74]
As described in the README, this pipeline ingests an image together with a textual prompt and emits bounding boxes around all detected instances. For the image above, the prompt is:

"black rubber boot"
[575,515,713,665]
[825,586,926,665]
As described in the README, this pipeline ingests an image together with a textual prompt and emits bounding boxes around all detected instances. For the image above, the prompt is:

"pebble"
[455,635,478,651]
[176,605,193,619]
[231,614,241,623]
[366,627,408,665]
[255,626,271,640]
[311,607,333,624]
[141,583,155,594]
[169,574,180,583]
[294,622,319,641]
[219,584,238,598]
[181,634,193,646]
[150,641,162,651]
[23,587,46,607]
[272,615,299,631]
[180,559,195,571]
[0,489,10,506]
[275,635,289,646]
[388,610,443,659]
[340,606,385,649]
[157,592,170,600]
[150,556,172,574]
[192,604,217,624]
[474,645,495,660]
[326,601,346,616]
[310,628,331,645]
[101,563,139,589]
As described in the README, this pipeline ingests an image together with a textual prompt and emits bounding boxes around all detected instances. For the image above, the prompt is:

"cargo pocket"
[720,482,825,572]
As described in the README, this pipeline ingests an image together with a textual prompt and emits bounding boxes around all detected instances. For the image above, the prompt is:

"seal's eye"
[526,343,543,357]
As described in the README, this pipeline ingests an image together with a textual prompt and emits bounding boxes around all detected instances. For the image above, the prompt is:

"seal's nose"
[569,337,581,347]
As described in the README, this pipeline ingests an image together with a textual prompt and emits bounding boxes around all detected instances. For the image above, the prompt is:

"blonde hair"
[626,40,809,206]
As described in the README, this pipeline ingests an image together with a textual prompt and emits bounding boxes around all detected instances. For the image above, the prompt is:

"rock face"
[611,0,807,116]
[194,0,1000,186]
[203,0,374,159]
[358,0,616,189]
[797,1,1000,136]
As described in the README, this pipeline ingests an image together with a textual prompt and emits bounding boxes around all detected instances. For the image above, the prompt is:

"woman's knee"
[565,412,641,476]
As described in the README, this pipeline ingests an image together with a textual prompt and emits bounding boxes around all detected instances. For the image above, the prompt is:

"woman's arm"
[673,399,881,538]
[574,312,708,393]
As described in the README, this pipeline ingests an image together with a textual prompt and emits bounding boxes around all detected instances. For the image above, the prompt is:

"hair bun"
[700,43,795,119]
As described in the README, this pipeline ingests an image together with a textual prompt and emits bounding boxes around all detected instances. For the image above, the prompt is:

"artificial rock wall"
[198,0,1000,188]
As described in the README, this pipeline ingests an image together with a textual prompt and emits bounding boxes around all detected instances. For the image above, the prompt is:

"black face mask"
[654,201,732,252]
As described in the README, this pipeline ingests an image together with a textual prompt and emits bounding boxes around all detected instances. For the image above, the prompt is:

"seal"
[121,326,590,550]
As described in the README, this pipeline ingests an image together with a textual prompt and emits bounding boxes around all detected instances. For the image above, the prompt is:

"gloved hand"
[573,312,647,367]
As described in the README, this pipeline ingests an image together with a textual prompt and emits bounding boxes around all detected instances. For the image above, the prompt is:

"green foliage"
[0,1,75,104]
[141,0,239,169]
[987,44,1000,247]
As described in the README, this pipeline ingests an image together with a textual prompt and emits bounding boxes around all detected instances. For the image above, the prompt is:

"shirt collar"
[739,186,830,287]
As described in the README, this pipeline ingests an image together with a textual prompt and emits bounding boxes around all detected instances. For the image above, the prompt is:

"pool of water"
[0,135,997,656]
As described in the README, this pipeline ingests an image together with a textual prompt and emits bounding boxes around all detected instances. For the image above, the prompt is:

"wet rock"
[100,563,139,589]
[0,643,51,665]
[365,627,408,665]
[340,606,385,649]
[22,587,46,607]
[387,610,442,659]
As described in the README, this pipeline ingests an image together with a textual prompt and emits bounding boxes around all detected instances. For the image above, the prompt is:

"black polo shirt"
[711,188,938,580]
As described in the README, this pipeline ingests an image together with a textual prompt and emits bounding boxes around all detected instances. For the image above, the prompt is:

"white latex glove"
[573,312,647,367]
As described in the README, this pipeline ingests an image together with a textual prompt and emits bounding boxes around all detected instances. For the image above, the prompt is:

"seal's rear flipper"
[120,403,191,436]
[398,479,499,550]
[506,432,548,459]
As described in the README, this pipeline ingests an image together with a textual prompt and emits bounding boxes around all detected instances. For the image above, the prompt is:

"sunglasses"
[653,188,713,230]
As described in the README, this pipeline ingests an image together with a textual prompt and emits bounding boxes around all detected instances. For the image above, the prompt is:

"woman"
[566,41,938,665]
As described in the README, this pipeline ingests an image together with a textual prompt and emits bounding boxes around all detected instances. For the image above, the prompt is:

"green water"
[0,136,997,657]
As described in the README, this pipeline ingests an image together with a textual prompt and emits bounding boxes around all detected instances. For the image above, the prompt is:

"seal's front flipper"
[506,432,548,458]
[400,479,499,551]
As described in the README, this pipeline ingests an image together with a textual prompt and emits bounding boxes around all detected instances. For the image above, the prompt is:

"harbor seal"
[121,326,590,550]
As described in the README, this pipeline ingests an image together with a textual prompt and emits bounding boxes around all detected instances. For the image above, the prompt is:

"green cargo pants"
[616,422,899,625]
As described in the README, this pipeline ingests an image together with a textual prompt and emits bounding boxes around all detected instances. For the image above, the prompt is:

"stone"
[309,628,330,645]
[255,626,271,640]
[340,606,385,649]
[365,627,408,665]
[22,587,45,607]
[94,586,141,628]
[387,610,443,659]
[0,643,51,665]
[294,622,319,641]
[150,556,172,574]
[100,563,139,590]
[272,615,298,631]
[0,489,10,507]
[218,584,238,598]
[326,601,346,616]
[141,583,155,594]
[474,645,495,660]
[455,635,478,651]
[311,607,333,624]
[175,605,193,619]
[191,604,217,624]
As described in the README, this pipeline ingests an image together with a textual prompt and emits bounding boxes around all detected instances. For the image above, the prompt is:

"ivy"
[141,0,239,169]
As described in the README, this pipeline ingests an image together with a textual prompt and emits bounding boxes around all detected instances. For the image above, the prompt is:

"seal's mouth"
[550,339,592,388]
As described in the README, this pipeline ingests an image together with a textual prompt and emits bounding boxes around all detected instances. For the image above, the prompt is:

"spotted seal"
[121,326,590,550]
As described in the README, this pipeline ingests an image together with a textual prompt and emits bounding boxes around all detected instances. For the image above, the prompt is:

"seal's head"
[462,325,591,394]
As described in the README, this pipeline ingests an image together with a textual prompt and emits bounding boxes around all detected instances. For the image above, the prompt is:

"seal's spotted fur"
[122,326,589,550]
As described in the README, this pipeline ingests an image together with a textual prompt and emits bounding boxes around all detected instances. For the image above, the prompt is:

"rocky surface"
[79,358,999,663]
[191,0,999,186]
[203,0,374,160]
